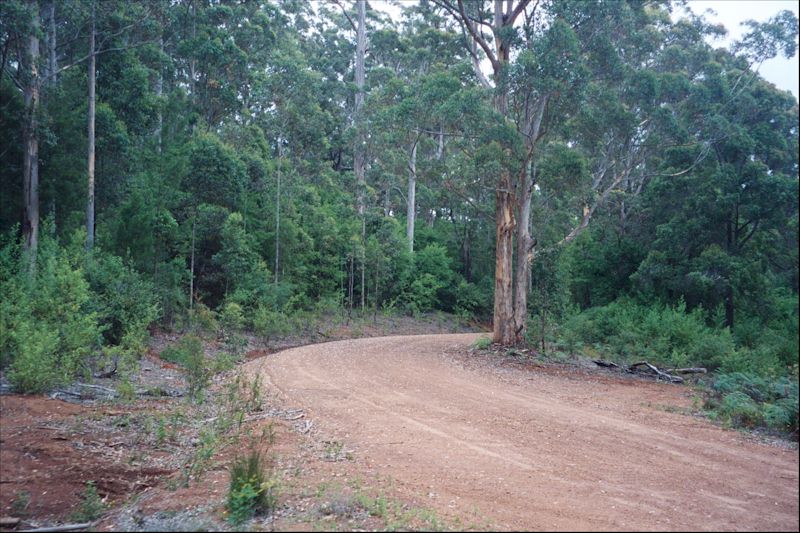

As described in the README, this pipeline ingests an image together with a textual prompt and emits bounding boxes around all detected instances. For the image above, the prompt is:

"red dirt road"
[248,334,799,531]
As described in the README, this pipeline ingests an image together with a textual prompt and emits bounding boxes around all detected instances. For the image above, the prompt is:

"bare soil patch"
[0,395,172,522]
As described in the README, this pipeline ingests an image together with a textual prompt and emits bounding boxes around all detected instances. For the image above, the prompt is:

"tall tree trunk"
[513,162,533,342]
[274,140,282,284]
[22,0,41,272]
[724,284,734,330]
[354,0,367,310]
[155,34,163,153]
[493,171,516,344]
[406,139,417,253]
[512,96,547,342]
[462,225,472,283]
[85,1,96,250]
[41,0,56,85]
[487,0,517,343]
[724,216,735,329]
[189,214,196,310]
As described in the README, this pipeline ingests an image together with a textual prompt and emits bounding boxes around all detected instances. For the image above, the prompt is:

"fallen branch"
[593,359,620,369]
[135,388,184,398]
[75,383,118,396]
[19,523,93,533]
[665,367,707,375]
[628,361,683,383]
[244,413,273,422]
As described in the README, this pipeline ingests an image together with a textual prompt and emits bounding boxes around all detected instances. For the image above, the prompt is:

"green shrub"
[709,372,798,434]
[161,335,209,401]
[211,351,240,374]
[84,251,159,354]
[2,228,100,392]
[763,398,798,432]
[252,306,291,340]
[719,391,763,428]
[454,280,489,320]
[155,258,189,327]
[7,321,61,393]
[70,481,105,522]
[559,298,735,369]
[187,302,219,334]
[471,337,492,350]
[219,301,246,354]
[412,244,454,309]
[227,450,277,525]
[400,274,442,315]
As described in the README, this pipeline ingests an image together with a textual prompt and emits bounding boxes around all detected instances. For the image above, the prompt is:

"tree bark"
[724,284,734,330]
[189,214,196,310]
[513,161,533,342]
[437,123,444,160]
[43,0,56,85]
[354,0,367,309]
[22,0,41,272]
[406,138,417,253]
[155,34,163,153]
[512,96,546,342]
[493,170,516,344]
[274,139,283,284]
[489,1,514,343]
[85,1,96,250]
[462,225,472,283]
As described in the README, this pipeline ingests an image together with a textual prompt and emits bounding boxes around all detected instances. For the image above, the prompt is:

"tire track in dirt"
[247,334,799,531]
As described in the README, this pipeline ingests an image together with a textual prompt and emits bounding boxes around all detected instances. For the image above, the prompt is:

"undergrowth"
[226,449,278,525]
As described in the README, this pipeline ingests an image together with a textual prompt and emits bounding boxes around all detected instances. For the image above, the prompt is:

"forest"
[1,0,798,435]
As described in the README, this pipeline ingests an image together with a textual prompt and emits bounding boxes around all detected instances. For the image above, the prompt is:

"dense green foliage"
[227,449,277,525]
[0,0,797,436]
[707,372,798,433]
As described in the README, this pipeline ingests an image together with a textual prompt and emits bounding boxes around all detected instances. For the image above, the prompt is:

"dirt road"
[247,334,798,531]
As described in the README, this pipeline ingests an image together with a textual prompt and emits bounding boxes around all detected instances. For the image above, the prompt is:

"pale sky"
[686,0,799,99]
[370,0,800,100]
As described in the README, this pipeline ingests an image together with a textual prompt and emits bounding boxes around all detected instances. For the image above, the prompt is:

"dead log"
[665,367,707,375]
[593,359,620,369]
[75,383,118,396]
[18,524,92,533]
[628,361,683,383]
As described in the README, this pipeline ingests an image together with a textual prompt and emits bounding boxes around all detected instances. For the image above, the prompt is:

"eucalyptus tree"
[433,0,668,344]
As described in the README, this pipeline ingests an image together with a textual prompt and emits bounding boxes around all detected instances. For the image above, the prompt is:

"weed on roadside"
[11,490,31,516]
[471,337,491,351]
[226,449,278,525]
[70,481,105,522]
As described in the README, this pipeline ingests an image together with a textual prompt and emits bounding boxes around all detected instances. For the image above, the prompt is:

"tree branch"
[738,219,760,248]
[508,0,535,26]
[453,0,499,73]
[42,38,160,83]
[331,0,357,33]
